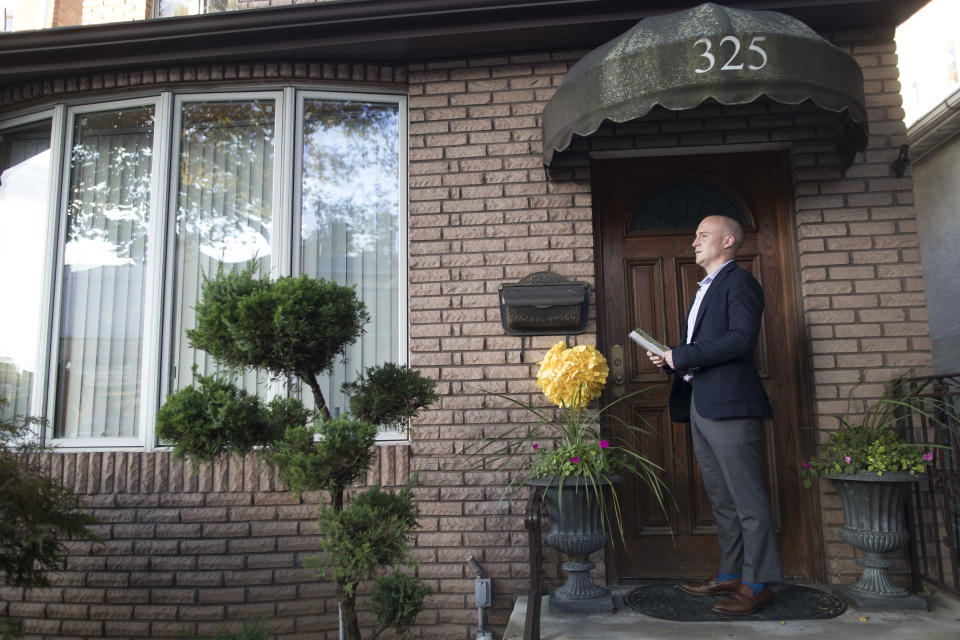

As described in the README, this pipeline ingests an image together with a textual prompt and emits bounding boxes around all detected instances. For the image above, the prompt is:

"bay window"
[0,88,407,448]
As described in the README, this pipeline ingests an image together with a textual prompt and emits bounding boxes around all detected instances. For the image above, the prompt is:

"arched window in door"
[630,179,748,231]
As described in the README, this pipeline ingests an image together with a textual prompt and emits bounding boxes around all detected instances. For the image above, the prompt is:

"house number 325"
[693,36,768,73]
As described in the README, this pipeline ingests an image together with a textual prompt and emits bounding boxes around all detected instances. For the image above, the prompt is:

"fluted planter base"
[529,476,620,614]
[828,472,928,611]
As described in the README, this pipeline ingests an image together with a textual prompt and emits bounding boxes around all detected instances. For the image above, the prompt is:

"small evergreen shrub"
[156,373,311,462]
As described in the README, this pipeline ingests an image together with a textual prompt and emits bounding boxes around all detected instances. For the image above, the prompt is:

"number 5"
[747,36,767,70]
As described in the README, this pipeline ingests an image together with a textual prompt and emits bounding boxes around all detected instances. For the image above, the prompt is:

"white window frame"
[48,96,165,450]
[1,86,409,451]
[293,90,409,441]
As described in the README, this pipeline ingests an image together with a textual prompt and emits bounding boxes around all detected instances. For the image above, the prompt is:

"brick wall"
[81,0,149,24]
[1,447,409,639]
[0,24,932,640]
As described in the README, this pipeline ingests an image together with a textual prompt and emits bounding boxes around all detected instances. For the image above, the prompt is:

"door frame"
[590,146,825,583]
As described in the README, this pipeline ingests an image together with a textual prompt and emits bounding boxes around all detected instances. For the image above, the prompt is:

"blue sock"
[717,572,742,582]
[743,581,766,594]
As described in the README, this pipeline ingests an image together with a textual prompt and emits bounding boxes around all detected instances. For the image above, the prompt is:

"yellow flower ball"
[536,342,609,408]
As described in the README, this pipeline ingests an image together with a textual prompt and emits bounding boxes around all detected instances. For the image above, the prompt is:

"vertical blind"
[0,89,404,445]
[170,99,275,398]
[300,99,400,417]
[55,106,154,438]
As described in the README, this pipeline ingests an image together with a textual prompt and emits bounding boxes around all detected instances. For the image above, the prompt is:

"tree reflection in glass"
[56,106,155,438]
[170,99,275,396]
[300,99,400,418]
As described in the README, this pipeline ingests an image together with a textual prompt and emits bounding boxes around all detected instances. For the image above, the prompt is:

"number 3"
[694,37,714,74]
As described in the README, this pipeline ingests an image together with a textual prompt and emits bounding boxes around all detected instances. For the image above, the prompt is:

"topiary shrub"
[156,261,437,640]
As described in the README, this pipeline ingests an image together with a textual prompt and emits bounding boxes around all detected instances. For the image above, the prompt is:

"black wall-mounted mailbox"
[498,271,590,336]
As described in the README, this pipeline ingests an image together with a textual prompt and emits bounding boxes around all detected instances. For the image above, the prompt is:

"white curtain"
[55,107,154,438]
[299,99,400,416]
[169,99,274,397]
[0,122,51,424]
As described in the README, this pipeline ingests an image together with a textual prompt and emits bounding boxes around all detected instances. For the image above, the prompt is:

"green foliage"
[464,385,668,544]
[154,263,437,639]
[156,373,312,462]
[309,485,419,599]
[187,262,370,387]
[0,402,98,638]
[342,363,439,433]
[269,417,378,498]
[371,570,431,638]
[801,373,954,488]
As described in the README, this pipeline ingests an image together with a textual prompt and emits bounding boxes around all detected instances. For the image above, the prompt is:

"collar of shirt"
[685,259,735,348]
[700,259,734,288]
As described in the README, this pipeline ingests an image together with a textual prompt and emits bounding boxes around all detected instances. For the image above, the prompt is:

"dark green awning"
[542,2,868,168]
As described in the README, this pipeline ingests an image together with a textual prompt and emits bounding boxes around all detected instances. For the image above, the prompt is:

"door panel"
[594,151,818,580]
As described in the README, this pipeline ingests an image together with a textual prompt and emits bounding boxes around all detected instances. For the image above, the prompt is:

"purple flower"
[802,461,810,469]
[571,457,580,464]
[844,456,852,464]
[922,452,934,462]
[599,440,610,449]
[532,443,538,450]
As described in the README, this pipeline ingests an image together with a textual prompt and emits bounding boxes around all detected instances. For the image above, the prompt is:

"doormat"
[622,582,846,622]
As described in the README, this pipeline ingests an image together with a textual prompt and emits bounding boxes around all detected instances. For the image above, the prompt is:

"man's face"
[692,216,732,272]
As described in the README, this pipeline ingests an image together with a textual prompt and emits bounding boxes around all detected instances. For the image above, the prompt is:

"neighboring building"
[0,0,941,638]
[898,0,960,375]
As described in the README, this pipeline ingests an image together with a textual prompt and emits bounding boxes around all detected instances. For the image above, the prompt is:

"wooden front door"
[594,151,819,580]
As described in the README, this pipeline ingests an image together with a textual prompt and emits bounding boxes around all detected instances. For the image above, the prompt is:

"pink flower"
[922,452,934,462]
[844,456,852,464]
[599,440,610,449]
[802,461,810,469]
[532,443,538,450]
[571,457,580,464]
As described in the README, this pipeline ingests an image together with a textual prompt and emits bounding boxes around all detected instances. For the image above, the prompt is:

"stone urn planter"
[827,471,926,610]
[528,475,621,613]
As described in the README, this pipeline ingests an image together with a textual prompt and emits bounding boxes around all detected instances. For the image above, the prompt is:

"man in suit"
[647,214,781,615]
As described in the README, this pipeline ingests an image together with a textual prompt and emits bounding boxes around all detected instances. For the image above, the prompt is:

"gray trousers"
[690,391,783,583]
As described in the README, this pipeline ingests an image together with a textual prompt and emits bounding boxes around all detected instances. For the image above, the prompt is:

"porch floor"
[502,584,960,640]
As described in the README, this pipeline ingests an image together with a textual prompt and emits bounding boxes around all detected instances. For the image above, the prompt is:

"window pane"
[56,106,154,438]
[158,0,238,17]
[0,119,52,423]
[170,99,274,396]
[300,99,400,416]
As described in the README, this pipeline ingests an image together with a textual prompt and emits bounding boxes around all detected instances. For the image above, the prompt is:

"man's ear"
[723,235,735,249]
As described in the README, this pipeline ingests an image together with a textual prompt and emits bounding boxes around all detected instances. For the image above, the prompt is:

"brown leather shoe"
[710,583,773,615]
[677,576,742,596]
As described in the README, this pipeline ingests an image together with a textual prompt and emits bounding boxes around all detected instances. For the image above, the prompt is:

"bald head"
[692,215,744,273]
[710,215,744,253]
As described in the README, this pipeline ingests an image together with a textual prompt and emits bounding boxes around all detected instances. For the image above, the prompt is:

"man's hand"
[647,349,674,369]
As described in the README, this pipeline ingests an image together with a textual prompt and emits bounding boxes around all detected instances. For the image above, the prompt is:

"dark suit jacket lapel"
[690,262,737,340]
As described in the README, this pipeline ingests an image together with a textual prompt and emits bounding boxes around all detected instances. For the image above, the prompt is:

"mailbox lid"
[499,283,588,307]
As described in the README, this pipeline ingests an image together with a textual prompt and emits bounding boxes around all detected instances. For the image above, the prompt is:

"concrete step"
[503,585,960,640]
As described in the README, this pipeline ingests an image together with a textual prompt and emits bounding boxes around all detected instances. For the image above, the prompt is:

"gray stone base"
[833,584,929,611]
[549,589,614,613]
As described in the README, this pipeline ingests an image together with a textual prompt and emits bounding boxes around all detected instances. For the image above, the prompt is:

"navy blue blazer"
[667,262,773,423]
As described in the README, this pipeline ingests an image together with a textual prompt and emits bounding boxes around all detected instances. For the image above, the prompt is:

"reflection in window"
[300,99,400,416]
[0,119,51,423]
[631,180,746,231]
[158,0,238,17]
[55,107,154,438]
[170,99,275,396]
[1,89,405,446]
